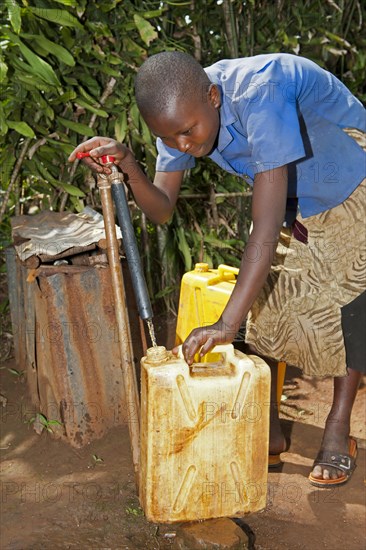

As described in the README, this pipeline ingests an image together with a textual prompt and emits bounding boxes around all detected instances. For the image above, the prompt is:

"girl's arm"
[180,165,288,363]
[69,137,183,224]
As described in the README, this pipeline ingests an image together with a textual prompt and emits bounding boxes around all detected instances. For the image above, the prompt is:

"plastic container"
[175,263,286,405]
[139,344,270,523]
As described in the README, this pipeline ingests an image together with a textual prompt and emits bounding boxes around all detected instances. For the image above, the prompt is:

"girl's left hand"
[172,319,238,365]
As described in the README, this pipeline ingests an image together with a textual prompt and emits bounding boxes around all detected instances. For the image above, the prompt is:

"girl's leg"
[266,357,287,454]
[310,367,361,480]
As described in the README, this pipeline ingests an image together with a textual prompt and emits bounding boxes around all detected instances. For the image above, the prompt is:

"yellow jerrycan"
[175,263,286,406]
[139,344,270,523]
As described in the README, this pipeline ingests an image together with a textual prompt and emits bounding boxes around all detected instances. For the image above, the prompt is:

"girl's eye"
[182,128,192,136]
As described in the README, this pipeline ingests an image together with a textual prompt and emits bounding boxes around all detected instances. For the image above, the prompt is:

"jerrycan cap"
[146,346,169,363]
[194,263,209,272]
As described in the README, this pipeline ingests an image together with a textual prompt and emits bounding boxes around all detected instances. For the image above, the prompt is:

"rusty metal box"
[5,247,143,447]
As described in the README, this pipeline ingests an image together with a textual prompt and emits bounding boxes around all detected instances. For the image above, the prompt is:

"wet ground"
[1,348,365,550]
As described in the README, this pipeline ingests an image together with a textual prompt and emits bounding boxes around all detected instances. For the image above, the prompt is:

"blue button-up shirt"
[155,53,366,218]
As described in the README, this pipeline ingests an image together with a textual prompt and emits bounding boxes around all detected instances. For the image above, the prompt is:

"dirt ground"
[1,276,365,550]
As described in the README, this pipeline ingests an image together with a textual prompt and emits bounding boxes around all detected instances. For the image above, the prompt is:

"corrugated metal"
[5,248,35,386]
[33,263,138,447]
[6,246,144,448]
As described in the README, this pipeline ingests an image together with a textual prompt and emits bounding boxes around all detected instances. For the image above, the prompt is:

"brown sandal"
[308,437,358,487]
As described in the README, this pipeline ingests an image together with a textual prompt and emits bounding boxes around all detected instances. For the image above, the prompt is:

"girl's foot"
[268,401,288,466]
[309,421,357,486]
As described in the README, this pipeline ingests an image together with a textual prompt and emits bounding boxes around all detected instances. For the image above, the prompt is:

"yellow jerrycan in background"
[175,263,286,406]
[139,344,271,523]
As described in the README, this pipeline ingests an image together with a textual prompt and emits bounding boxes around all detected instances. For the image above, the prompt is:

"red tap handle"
[76,152,116,164]
[101,155,116,164]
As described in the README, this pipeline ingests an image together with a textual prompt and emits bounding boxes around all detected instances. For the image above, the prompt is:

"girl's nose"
[176,138,191,153]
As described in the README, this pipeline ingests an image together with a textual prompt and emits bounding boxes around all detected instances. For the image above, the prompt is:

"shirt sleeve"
[155,138,196,172]
[242,60,307,173]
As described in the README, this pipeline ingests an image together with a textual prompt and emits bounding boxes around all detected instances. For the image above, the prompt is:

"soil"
[1,272,365,550]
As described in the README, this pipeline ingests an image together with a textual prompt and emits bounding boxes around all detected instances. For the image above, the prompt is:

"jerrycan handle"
[206,265,239,286]
[176,343,235,364]
[217,264,239,278]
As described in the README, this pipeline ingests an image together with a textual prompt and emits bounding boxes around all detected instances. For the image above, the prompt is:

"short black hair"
[135,51,210,119]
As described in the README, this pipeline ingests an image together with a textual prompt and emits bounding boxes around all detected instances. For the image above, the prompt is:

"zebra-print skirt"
[246,131,366,377]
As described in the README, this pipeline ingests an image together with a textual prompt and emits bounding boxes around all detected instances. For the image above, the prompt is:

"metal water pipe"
[77,152,143,487]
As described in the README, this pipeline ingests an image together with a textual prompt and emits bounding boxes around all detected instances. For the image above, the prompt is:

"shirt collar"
[216,85,238,152]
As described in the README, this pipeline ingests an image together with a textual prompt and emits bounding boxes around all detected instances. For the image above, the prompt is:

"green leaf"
[64,76,78,86]
[17,42,61,87]
[114,111,127,142]
[53,0,77,6]
[140,117,152,145]
[0,58,8,83]
[7,120,35,138]
[99,65,120,77]
[77,84,100,104]
[69,196,85,212]
[75,97,108,117]
[0,116,9,136]
[164,0,191,4]
[28,7,83,30]
[175,226,192,270]
[77,77,100,98]
[52,90,77,104]
[133,14,158,46]
[58,117,95,136]
[106,53,123,65]
[58,182,86,197]
[5,30,61,87]
[123,37,146,57]
[37,413,48,424]
[28,34,75,66]
[142,9,164,18]
[7,367,22,376]
[15,71,54,93]
[34,161,59,185]
[46,139,74,155]
[204,235,235,249]
[323,30,351,48]
[0,146,15,182]
[129,102,140,129]
[6,0,21,34]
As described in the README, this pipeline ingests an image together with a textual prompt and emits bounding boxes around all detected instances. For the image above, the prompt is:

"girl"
[69,51,365,487]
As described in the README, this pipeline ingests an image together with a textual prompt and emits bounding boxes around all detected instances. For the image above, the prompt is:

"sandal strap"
[313,449,356,474]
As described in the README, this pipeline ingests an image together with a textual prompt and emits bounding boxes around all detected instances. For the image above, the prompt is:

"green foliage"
[0,0,168,222]
[125,504,144,516]
[0,365,25,378]
[27,412,63,433]
[1,0,365,313]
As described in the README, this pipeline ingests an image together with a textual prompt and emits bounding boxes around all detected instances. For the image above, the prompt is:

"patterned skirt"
[246,130,366,377]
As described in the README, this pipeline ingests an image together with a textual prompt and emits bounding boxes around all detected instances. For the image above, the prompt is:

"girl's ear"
[208,84,221,109]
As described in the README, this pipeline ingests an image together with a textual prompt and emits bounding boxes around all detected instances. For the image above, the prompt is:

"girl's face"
[145,84,221,158]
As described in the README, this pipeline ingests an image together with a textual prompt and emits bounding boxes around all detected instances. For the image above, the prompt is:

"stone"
[173,518,249,549]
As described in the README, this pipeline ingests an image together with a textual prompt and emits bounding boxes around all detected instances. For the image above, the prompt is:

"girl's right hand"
[68,137,130,175]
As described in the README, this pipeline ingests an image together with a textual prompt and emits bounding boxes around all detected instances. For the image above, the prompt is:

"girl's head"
[135,51,221,157]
